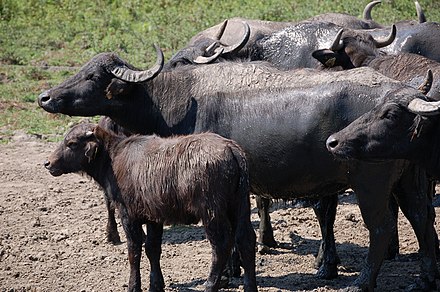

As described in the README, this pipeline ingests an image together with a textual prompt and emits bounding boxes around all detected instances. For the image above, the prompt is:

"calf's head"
[38,46,164,116]
[44,123,110,176]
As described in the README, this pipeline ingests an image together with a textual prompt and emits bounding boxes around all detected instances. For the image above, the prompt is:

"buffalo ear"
[312,49,339,68]
[93,125,113,148]
[85,141,99,162]
[105,78,133,99]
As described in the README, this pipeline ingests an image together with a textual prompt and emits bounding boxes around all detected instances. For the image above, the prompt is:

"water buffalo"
[313,25,440,101]
[326,82,440,178]
[37,47,439,290]
[44,123,256,292]
[369,21,440,62]
[166,1,384,68]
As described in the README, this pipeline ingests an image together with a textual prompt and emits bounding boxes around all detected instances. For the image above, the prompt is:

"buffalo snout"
[326,134,340,152]
[44,159,63,177]
[38,90,50,107]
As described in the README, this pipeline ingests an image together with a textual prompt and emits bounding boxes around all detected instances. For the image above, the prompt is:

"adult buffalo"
[325,82,440,177]
[37,48,439,291]
[166,1,383,68]
[313,25,440,101]
[368,21,440,62]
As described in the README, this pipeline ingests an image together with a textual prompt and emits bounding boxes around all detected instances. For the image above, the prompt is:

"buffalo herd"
[38,1,440,291]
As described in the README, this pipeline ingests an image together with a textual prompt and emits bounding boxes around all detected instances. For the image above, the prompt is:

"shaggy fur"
[45,123,256,292]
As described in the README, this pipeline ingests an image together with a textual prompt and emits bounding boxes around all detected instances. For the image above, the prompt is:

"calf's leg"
[204,217,234,292]
[235,197,257,291]
[145,222,165,292]
[103,191,120,244]
[120,208,144,292]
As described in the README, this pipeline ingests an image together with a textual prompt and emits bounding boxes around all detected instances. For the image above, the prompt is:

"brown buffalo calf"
[44,123,256,292]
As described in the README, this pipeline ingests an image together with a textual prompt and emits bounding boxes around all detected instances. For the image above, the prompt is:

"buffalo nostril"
[44,160,50,168]
[38,91,50,105]
[326,136,339,151]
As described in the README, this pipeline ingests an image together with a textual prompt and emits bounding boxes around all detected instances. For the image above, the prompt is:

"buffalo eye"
[86,73,96,81]
[379,104,400,120]
[66,141,78,150]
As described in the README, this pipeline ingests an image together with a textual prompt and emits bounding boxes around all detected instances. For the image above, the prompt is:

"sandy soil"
[1,134,439,291]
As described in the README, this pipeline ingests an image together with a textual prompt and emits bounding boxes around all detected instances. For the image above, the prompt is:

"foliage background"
[1,0,439,140]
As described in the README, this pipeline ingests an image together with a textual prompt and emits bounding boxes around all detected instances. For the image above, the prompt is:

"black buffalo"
[312,25,440,101]
[37,49,439,290]
[45,123,256,292]
[326,84,440,178]
[369,21,440,62]
[166,1,384,68]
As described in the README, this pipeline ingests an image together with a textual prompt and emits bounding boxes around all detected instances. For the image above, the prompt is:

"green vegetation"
[1,0,439,141]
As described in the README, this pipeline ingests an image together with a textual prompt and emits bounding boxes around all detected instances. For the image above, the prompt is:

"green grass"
[1,0,440,141]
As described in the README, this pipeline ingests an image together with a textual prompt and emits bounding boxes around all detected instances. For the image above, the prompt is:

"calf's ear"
[312,49,338,68]
[105,78,133,99]
[85,141,99,162]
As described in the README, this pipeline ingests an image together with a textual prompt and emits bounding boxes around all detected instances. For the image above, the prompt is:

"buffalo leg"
[427,178,440,258]
[385,195,399,260]
[393,165,439,290]
[120,207,144,292]
[204,217,234,292]
[312,194,340,279]
[255,196,277,251]
[235,196,257,292]
[145,221,165,292]
[103,191,121,244]
[350,163,400,291]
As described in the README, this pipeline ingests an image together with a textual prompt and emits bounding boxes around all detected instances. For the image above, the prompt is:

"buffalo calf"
[44,123,257,292]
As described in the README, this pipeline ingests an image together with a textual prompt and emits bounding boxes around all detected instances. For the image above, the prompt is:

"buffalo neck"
[83,146,121,203]
[421,119,440,178]
[107,84,170,136]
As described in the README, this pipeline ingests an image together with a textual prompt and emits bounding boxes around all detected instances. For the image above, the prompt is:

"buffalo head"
[44,123,100,176]
[326,70,438,164]
[166,19,250,68]
[38,45,164,117]
[312,25,396,69]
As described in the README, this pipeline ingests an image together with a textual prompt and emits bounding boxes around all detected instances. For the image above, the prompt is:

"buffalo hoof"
[149,279,165,292]
[258,243,274,255]
[260,236,277,248]
[219,276,230,289]
[384,242,399,260]
[203,276,229,290]
[106,232,121,245]
[316,263,338,280]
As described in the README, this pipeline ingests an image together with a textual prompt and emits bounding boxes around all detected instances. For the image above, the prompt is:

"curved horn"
[418,69,433,95]
[214,19,228,40]
[415,1,427,23]
[221,21,251,55]
[193,48,224,64]
[363,1,381,20]
[205,42,218,55]
[110,44,164,83]
[373,24,396,48]
[408,98,440,116]
[329,29,344,51]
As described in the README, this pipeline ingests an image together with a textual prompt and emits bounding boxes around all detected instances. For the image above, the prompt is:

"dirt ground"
[1,134,440,291]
